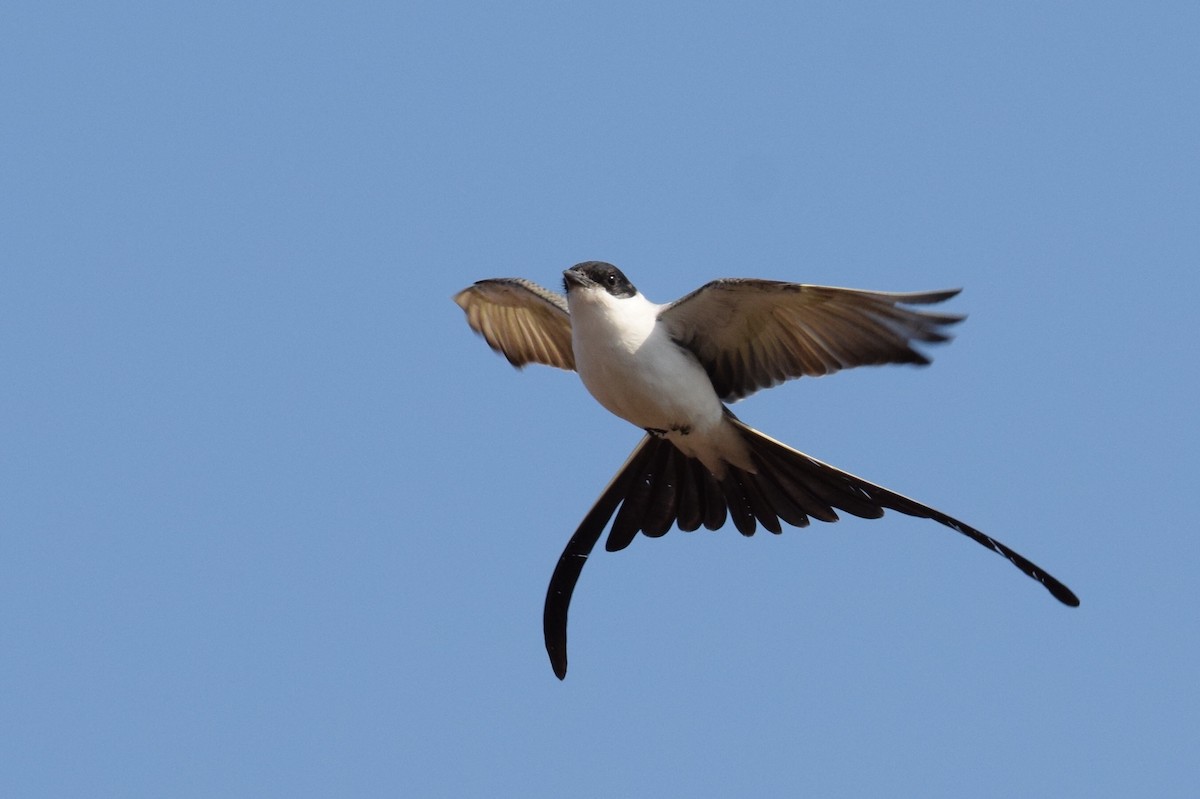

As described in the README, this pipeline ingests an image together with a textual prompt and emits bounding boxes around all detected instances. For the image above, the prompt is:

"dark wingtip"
[925,287,963,304]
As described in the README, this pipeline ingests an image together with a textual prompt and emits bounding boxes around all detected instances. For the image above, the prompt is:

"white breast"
[568,288,725,435]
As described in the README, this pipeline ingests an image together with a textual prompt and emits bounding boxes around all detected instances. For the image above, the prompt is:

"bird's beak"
[562,267,590,292]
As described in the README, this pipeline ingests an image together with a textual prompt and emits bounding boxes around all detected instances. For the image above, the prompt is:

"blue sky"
[3,1,1197,796]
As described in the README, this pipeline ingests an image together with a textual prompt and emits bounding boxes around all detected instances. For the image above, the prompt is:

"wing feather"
[660,280,964,400]
[453,278,575,370]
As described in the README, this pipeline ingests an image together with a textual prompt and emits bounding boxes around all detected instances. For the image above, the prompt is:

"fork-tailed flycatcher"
[454,261,1079,679]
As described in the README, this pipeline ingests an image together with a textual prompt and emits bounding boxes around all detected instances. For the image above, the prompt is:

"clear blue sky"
[4,2,1197,796]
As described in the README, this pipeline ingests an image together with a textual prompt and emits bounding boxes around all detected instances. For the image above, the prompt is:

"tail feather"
[641,445,680,538]
[728,418,1080,608]
[761,454,842,522]
[606,440,666,550]
[697,460,727,531]
[543,422,1079,679]
[753,465,812,529]
[676,455,704,532]
[543,435,656,680]
[719,470,761,535]
[734,468,783,534]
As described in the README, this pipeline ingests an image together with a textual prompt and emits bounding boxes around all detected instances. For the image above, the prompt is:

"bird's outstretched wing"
[453,278,575,370]
[659,280,963,401]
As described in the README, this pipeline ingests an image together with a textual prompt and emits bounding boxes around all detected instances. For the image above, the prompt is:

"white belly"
[575,325,724,433]
[568,288,743,471]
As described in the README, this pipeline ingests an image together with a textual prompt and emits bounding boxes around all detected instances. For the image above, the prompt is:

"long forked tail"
[543,435,657,680]
[543,421,1079,679]
[726,418,1080,607]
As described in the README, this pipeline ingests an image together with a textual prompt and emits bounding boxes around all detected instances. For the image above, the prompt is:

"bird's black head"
[562,261,637,299]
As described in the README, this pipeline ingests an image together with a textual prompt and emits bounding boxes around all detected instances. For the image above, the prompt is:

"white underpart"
[567,284,753,476]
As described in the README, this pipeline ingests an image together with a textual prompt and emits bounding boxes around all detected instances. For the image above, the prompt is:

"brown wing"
[659,279,963,401]
[453,278,575,370]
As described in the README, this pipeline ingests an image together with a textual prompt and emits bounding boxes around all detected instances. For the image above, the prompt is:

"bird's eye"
[606,273,617,285]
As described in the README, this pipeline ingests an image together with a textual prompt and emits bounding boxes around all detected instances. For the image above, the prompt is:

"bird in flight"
[454,261,1079,679]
